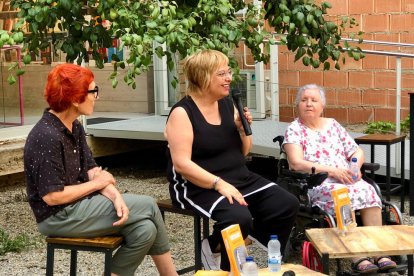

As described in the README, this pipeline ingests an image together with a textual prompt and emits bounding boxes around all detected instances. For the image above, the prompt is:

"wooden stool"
[46,236,124,276]
[157,199,210,275]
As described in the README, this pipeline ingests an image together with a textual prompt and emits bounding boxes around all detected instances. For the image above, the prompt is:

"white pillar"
[270,44,279,121]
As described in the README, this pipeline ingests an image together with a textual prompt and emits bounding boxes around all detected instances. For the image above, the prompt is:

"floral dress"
[283,118,381,216]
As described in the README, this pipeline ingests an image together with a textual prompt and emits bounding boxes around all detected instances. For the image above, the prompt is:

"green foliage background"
[2,0,363,87]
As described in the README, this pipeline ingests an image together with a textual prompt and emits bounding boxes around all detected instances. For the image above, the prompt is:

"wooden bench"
[46,235,124,276]
[157,199,210,274]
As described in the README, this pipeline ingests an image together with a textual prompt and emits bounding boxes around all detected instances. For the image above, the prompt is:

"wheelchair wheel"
[302,241,323,272]
[384,204,403,225]
[323,216,334,228]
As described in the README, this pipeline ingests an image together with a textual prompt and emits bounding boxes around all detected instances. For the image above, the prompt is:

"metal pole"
[80,59,87,131]
[410,92,414,216]
[16,46,24,125]
[270,44,279,121]
[395,57,401,174]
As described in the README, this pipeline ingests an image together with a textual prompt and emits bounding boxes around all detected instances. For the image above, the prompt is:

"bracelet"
[212,176,221,190]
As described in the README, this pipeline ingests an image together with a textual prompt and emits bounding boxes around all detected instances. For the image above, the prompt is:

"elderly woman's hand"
[331,168,357,184]
[215,180,248,206]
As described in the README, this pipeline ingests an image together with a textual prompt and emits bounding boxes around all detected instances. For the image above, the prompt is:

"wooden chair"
[157,199,210,275]
[46,235,124,276]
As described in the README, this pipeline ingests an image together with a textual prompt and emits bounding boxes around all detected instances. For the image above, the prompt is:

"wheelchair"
[273,135,407,275]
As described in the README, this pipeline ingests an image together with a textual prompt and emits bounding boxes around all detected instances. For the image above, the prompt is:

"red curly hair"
[44,63,95,112]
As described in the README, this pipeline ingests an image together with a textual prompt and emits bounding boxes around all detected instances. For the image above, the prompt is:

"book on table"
[331,187,356,234]
[221,224,248,276]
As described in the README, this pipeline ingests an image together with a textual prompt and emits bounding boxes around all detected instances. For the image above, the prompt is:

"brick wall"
[243,0,414,125]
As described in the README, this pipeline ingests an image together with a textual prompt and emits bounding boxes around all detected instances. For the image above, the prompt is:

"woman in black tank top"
[165,49,299,272]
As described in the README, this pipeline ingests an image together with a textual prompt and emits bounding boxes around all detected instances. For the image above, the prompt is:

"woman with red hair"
[24,64,178,276]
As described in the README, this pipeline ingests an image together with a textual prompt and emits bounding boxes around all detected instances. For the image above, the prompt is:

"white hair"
[295,84,326,107]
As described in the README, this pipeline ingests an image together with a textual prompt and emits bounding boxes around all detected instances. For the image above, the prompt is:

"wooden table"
[354,133,406,212]
[305,225,414,275]
[195,263,325,275]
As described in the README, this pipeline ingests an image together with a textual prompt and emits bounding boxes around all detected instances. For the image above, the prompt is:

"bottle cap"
[246,256,254,262]
[270,234,278,239]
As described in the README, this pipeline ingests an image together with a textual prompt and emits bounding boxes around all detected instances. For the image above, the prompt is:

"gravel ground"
[0,158,413,275]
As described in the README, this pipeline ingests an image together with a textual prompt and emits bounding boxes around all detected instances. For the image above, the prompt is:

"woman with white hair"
[282,84,397,274]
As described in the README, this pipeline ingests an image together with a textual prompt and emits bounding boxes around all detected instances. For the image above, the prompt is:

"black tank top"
[166,96,273,216]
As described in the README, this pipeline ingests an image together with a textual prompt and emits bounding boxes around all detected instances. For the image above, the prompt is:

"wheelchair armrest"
[273,135,284,147]
[282,169,310,180]
[361,162,380,172]
[281,169,328,187]
[307,172,328,188]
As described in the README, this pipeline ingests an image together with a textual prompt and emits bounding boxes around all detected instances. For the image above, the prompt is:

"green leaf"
[219,6,229,16]
[294,47,306,62]
[7,75,16,85]
[154,35,165,44]
[326,22,337,32]
[335,62,341,70]
[190,37,200,45]
[306,14,314,24]
[60,0,71,10]
[16,68,25,76]
[296,12,305,24]
[289,23,296,33]
[112,78,118,88]
[23,55,31,65]
[146,21,158,29]
[352,52,361,61]
[34,13,44,23]
[167,59,175,71]
[255,33,263,44]
[151,6,160,19]
[302,56,310,66]
[332,50,340,60]
[311,58,320,68]
[322,1,332,9]
[171,78,177,89]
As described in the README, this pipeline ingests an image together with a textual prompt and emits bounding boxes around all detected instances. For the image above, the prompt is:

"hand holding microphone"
[231,88,252,136]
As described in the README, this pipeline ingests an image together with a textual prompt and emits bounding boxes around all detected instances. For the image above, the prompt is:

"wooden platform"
[0,114,410,178]
[85,115,290,158]
[85,115,410,178]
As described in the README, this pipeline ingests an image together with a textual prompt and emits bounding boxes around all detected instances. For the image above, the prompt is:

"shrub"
[0,228,35,255]
[364,116,410,135]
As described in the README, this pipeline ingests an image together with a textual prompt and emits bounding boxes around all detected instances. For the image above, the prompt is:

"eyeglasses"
[87,86,99,99]
[216,70,233,78]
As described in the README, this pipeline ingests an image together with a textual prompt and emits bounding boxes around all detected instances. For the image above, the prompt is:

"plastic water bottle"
[242,256,258,276]
[268,234,281,272]
[350,157,359,182]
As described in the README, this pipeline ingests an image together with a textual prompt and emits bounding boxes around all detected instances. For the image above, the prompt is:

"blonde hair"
[182,49,229,95]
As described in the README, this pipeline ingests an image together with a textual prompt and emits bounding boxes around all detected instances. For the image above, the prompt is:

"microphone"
[231,88,252,136]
